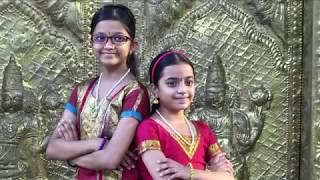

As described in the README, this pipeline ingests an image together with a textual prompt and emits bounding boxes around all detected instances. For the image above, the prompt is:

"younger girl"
[135,50,234,180]
[45,4,150,180]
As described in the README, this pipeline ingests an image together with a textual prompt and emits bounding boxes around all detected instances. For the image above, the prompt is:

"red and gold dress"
[135,118,223,180]
[65,78,150,180]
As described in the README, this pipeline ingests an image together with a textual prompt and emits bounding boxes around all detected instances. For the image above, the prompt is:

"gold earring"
[153,98,159,104]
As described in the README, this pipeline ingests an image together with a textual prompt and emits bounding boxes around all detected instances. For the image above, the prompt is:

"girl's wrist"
[91,138,103,151]
[188,163,195,180]
[67,160,76,167]
[98,136,108,150]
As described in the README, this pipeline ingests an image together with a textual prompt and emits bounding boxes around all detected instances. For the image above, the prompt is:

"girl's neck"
[99,65,130,81]
[157,107,185,123]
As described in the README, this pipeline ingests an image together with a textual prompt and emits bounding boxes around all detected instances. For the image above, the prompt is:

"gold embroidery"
[106,81,139,136]
[132,89,143,111]
[127,85,141,95]
[207,143,223,157]
[138,140,161,155]
[78,80,141,139]
[171,134,200,159]
[80,93,109,139]
[77,79,94,111]
[102,169,121,180]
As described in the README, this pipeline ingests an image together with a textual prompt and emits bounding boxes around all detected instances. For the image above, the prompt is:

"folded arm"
[45,109,101,160]
[142,150,235,180]
[196,153,234,180]
[142,150,170,180]
[69,117,139,170]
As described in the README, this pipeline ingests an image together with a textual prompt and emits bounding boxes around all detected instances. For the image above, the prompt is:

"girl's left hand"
[57,119,78,141]
[157,158,190,180]
[210,153,233,174]
[68,158,78,167]
[119,151,137,170]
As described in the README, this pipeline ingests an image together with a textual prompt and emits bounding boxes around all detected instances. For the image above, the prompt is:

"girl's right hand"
[119,151,137,170]
[210,153,233,174]
[157,158,190,180]
[57,119,78,141]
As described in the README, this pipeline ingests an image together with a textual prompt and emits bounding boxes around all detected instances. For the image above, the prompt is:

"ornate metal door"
[0,0,316,179]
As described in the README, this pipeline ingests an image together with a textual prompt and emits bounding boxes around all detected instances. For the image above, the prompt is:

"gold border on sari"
[138,140,161,155]
[102,169,121,180]
[171,134,200,159]
[207,143,223,158]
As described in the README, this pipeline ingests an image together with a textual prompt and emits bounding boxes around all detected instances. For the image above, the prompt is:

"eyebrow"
[165,76,194,80]
[93,32,126,36]
[185,76,194,79]
[110,32,126,35]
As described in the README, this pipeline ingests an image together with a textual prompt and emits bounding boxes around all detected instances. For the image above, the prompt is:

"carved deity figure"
[0,56,46,179]
[190,55,271,180]
[39,87,75,179]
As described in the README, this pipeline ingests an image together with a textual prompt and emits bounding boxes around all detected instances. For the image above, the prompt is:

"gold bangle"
[188,163,195,180]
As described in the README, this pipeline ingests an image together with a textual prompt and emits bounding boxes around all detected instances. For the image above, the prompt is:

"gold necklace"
[156,110,195,146]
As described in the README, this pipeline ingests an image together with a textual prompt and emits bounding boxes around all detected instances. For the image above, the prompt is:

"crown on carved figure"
[2,55,23,93]
[206,54,226,86]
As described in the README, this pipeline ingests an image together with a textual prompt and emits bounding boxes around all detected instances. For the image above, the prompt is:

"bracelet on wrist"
[99,136,108,150]
[188,163,195,180]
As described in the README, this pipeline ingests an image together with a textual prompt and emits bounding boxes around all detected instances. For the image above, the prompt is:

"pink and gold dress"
[65,78,150,180]
[135,118,223,180]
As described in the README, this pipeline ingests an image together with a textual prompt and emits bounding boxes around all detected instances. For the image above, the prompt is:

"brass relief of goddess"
[0,56,46,179]
[190,55,271,180]
[0,0,304,179]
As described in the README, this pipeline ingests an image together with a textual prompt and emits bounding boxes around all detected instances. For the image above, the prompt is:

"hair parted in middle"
[148,49,195,113]
[90,4,138,76]
[149,50,195,86]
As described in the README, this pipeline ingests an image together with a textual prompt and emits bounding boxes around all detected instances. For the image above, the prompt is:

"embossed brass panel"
[0,0,310,179]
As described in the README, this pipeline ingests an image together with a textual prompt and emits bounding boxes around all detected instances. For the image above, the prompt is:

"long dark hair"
[149,50,195,113]
[90,4,138,76]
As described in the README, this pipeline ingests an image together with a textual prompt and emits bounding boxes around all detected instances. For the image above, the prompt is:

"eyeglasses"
[92,33,132,46]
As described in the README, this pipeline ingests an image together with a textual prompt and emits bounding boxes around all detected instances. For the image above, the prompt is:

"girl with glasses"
[45,4,150,180]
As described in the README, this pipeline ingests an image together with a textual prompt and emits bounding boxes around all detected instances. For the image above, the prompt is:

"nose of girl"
[104,38,115,49]
[177,84,187,94]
